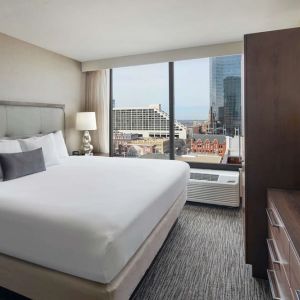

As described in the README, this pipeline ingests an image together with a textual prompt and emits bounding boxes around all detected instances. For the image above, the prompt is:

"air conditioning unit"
[187,169,240,207]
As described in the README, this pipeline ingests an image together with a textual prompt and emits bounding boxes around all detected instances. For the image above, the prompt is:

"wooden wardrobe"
[244,27,300,278]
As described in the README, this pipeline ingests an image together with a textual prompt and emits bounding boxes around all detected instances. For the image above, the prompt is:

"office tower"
[209,55,241,132]
[223,76,241,136]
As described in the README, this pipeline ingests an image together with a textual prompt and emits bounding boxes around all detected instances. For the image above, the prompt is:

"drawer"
[267,205,290,274]
[290,245,300,300]
[268,267,293,300]
[290,288,298,300]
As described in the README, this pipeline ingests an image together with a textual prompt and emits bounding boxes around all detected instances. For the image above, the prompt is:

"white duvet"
[0,157,189,283]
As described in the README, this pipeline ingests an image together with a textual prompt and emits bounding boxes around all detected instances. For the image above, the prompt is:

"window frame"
[109,63,242,171]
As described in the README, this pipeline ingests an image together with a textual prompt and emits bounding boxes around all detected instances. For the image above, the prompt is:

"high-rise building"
[223,76,241,136]
[209,55,241,132]
[113,104,187,139]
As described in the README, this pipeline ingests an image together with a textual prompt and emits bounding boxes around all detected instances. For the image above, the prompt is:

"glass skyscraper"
[209,55,241,135]
[224,76,241,135]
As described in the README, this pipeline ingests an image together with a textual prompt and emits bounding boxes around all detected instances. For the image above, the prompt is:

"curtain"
[85,70,110,154]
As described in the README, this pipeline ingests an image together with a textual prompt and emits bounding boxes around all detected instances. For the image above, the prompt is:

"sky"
[113,58,210,120]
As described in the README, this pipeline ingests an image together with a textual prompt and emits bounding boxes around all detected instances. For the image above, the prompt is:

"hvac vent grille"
[190,173,219,181]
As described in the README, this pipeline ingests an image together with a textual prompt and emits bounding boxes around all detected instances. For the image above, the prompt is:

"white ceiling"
[0,0,300,62]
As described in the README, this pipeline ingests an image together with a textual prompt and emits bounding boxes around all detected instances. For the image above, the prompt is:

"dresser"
[267,189,300,300]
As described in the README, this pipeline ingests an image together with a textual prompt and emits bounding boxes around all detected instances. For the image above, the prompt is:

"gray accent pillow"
[0,148,46,181]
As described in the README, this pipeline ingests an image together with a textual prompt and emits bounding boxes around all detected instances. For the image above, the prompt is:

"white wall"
[82,41,243,71]
[0,33,85,152]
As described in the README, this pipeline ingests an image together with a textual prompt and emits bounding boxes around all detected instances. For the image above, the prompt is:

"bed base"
[0,191,186,300]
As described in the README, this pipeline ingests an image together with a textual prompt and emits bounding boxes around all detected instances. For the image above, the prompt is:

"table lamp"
[76,112,97,155]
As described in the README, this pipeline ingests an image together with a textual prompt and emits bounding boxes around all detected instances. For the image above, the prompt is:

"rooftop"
[192,134,226,143]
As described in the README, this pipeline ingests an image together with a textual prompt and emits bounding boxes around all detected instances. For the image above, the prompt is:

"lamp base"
[81,130,93,155]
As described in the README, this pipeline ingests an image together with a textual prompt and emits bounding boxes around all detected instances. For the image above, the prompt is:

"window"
[110,54,242,168]
[112,63,170,159]
[174,55,242,165]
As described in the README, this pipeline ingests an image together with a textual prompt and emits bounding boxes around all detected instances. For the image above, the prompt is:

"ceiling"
[0,0,299,62]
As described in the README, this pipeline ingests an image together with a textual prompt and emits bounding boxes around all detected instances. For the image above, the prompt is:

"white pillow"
[0,140,22,153]
[19,134,60,167]
[53,131,69,159]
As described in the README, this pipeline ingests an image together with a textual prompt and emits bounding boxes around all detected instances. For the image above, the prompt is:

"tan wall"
[0,33,85,152]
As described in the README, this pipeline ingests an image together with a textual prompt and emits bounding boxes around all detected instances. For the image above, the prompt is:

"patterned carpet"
[131,203,271,300]
[0,203,271,300]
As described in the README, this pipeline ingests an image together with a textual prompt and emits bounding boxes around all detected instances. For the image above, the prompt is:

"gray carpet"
[131,203,271,300]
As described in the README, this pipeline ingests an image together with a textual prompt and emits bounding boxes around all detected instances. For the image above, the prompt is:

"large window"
[112,63,170,159]
[110,54,242,168]
[174,55,242,165]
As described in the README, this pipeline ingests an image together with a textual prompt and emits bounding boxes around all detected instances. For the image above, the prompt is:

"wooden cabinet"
[244,27,300,278]
[267,189,300,300]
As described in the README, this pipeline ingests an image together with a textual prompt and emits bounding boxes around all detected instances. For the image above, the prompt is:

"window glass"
[174,55,242,165]
[112,63,170,159]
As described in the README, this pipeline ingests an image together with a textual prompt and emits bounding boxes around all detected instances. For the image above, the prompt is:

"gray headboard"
[0,101,65,139]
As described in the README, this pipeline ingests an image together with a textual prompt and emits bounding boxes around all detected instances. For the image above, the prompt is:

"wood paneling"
[244,27,300,278]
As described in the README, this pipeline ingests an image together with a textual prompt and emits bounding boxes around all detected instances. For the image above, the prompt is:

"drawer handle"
[296,290,300,300]
[266,208,281,228]
[267,239,281,265]
[267,269,282,300]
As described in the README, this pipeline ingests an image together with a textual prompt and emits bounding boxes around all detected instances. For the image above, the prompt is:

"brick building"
[191,134,226,157]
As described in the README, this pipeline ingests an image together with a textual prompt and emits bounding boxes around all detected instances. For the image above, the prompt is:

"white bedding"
[0,157,189,283]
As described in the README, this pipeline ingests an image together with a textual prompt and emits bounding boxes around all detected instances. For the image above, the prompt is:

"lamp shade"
[76,112,97,131]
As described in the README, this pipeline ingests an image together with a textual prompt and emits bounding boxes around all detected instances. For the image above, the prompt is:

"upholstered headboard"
[0,101,65,139]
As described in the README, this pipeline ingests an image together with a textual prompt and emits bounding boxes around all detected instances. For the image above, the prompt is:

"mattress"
[0,157,189,283]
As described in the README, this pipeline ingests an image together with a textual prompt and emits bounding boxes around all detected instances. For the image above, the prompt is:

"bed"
[0,101,189,300]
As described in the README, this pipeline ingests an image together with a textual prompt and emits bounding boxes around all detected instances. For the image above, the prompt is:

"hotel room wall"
[0,33,85,152]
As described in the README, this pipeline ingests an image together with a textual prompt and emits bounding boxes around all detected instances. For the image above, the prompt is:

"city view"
[112,55,242,164]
